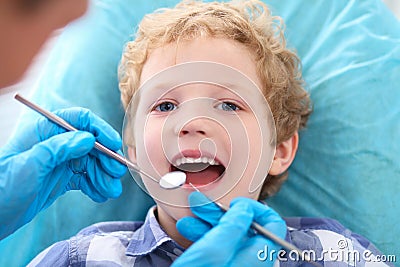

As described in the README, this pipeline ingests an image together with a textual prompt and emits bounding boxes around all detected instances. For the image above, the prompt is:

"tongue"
[185,165,224,186]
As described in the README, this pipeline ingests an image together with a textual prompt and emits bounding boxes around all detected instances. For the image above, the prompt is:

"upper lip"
[171,149,223,168]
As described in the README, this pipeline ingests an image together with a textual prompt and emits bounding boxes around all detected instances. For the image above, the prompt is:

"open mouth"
[170,156,226,187]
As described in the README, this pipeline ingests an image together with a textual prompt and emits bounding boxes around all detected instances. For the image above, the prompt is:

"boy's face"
[128,37,276,220]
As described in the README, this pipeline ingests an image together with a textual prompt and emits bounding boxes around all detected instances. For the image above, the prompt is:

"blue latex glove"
[173,192,287,267]
[0,108,127,239]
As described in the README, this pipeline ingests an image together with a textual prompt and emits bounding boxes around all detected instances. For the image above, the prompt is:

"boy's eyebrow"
[142,81,251,94]
[140,81,176,94]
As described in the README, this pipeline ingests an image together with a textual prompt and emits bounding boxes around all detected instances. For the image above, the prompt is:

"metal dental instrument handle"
[14,93,158,183]
[188,183,322,267]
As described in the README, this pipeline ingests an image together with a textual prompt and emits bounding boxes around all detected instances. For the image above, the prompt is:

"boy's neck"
[156,205,193,249]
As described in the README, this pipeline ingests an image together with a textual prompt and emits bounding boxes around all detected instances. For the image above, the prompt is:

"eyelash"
[152,100,242,113]
[153,101,177,112]
[215,101,241,112]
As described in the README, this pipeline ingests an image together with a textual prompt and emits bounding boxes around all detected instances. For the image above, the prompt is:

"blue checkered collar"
[126,206,184,257]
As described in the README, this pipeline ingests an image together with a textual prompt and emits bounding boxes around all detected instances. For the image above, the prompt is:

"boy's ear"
[127,146,137,163]
[269,132,299,175]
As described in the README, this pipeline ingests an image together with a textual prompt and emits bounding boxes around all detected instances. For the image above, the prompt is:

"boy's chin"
[156,202,195,222]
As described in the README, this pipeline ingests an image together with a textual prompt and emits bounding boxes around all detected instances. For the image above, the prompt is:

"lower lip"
[181,174,224,191]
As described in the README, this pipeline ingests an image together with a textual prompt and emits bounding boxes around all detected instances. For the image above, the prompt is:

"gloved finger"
[18,131,95,208]
[173,201,254,266]
[231,197,286,239]
[35,116,67,141]
[69,155,123,200]
[92,149,127,178]
[6,116,70,153]
[54,108,122,151]
[55,108,127,179]
[231,236,279,267]
[176,216,212,242]
[26,131,95,173]
[188,192,224,226]
[68,171,108,203]
[91,161,123,198]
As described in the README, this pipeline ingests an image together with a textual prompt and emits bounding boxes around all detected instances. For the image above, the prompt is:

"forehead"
[139,61,262,100]
[140,37,262,90]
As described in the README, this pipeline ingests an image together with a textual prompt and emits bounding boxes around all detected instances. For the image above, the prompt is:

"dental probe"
[188,183,322,267]
[14,93,186,187]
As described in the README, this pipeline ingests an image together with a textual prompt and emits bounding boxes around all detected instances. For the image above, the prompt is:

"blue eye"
[154,101,177,112]
[216,102,240,111]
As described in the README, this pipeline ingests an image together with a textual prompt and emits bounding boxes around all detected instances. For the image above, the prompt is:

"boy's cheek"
[143,132,168,169]
[138,123,162,160]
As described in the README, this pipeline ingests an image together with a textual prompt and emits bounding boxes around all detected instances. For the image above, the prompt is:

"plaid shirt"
[28,207,392,267]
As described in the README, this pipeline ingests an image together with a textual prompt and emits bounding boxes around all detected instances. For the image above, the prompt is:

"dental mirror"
[159,171,187,189]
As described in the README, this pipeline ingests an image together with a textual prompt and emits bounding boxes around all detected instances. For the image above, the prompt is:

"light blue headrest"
[267,0,400,260]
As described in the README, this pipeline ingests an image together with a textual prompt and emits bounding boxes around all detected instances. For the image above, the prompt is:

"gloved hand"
[173,192,287,267]
[0,108,127,239]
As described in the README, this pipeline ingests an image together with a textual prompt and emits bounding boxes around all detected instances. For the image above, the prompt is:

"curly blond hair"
[119,0,312,199]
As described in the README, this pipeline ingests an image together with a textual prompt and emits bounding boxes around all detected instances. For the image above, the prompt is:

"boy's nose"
[176,118,209,137]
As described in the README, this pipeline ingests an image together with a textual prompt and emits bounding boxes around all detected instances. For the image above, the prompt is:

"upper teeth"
[174,157,220,167]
